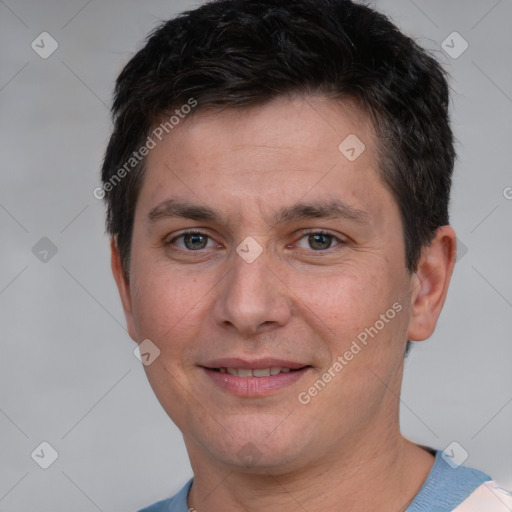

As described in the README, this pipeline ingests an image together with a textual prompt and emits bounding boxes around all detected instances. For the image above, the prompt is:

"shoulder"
[453,480,512,511]
[136,478,194,512]
[406,449,510,512]
[136,497,173,512]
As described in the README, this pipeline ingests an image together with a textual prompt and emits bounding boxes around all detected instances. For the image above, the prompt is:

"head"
[103,0,457,473]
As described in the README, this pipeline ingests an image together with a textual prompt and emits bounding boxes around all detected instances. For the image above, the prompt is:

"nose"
[212,247,292,337]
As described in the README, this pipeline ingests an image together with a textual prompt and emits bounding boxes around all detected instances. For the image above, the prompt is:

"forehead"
[165,94,375,163]
[137,94,393,225]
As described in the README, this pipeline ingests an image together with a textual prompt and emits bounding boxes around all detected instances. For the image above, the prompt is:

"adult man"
[101,0,511,510]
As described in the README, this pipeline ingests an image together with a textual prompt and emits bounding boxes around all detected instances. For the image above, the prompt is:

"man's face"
[118,94,418,471]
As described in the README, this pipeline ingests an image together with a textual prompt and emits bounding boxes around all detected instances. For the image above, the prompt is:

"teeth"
[252,368,271,377]
[218,367,296,377]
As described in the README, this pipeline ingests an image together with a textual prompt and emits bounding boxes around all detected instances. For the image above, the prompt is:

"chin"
[222,448,307,475]
[201,427,310,474]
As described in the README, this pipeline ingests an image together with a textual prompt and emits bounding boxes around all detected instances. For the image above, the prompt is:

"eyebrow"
[147,198,370,226]
[274,199,370,225]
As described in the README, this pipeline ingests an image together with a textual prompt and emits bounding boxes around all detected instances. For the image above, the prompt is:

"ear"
[110,238,137,341]
[407,225,457,341]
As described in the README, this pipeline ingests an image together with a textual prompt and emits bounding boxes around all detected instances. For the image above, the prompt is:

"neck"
[186,429,434,512]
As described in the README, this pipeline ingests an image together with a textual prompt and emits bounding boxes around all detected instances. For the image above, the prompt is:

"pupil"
[185,233,207,250]
[310,234,331,250]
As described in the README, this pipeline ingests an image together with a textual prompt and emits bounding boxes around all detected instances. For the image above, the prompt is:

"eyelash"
[166,229,346,253]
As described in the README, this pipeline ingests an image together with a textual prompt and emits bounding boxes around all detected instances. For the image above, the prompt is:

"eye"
[168,231,216,251]
[296,231,343,251]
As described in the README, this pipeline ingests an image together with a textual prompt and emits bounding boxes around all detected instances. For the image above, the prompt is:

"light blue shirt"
[138,450,491,512]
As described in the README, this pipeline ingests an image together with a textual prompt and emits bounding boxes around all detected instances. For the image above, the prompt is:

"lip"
[200,358,312,397]
[202,357,307,370]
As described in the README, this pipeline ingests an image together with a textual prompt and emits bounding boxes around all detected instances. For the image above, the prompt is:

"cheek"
[291,262,397,340]
[129,261,207,343]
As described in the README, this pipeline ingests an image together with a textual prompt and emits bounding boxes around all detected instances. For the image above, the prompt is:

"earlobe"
[407,226,457,342]
[110,239,138,341]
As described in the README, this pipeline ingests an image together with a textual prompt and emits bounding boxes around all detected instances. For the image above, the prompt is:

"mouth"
[200,358,312,396]
[210,367,303,377]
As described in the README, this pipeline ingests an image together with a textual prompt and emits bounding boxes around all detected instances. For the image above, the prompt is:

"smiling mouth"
[210,367,308,377]
[202,364,312,395]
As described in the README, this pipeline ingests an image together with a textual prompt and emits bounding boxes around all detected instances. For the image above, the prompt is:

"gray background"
[1,0,511,510]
